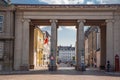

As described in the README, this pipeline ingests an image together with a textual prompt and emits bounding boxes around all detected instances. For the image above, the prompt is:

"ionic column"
[76,20,85,71]
[49,19,58,71]
[21,18,30,70]
[106,19,114,71]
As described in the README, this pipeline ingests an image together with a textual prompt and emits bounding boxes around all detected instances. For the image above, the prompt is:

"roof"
[0,0,8,6]
[43,31,50,38]
[85,26,100,37]
[58,46,75,51]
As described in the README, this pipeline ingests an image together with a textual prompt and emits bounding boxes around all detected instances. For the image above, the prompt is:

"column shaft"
[76,20,85,71]
[106,20,114,71]
[49,20,57,71]
[14,13,23,70]
[21,19,30,70]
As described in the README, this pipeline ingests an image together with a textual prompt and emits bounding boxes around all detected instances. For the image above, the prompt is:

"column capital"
[21,18,31,23]
[50,19,58,23]
[76,19,85,29]
[106,19,114,23]
[77,19,86,23]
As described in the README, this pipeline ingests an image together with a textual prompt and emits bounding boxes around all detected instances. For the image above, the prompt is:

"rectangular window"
[0,16,4,32]
[0,41,4,58]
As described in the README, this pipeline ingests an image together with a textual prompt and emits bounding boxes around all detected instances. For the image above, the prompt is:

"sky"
[10,0,120,4]
[9,0,120,46]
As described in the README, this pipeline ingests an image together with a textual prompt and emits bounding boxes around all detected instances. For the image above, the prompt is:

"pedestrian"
[107,61,110,72]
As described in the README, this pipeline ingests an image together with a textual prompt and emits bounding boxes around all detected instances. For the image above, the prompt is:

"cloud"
[65,26,76,30]
[58,27,63,31]
[38,26,51,34]
[39,0,84,4]
[39,26,45,29]
[39,0,120,4]
[87,2,94,4]
[101,0,120,4]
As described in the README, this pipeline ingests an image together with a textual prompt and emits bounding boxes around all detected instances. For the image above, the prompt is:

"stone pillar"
[106,19,114,71]
[100,26,106,70]
[29,25,35,69]
[114,15,120,71]
[76,20,85,71]
[49,19,58,71]
[14,12,23,70]
[20,19,30,70]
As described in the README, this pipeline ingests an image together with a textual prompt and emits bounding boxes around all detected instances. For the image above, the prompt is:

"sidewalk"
[105,72,120,76]
[0,67,48,75]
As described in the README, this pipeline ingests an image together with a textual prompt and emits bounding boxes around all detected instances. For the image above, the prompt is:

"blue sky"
[10,0,120,46]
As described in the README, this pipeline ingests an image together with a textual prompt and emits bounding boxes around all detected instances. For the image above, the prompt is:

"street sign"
[50,56,54,60]
[81,56,84,63]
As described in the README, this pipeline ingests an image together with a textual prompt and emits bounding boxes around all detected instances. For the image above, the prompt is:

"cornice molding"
[14,4,120,11]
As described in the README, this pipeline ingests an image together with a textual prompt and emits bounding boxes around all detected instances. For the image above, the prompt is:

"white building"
[58,46,75,62]
[43,31,51,66]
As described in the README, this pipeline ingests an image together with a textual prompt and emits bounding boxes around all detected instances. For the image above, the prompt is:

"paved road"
[58,62,71,67]
[0,68,120,80]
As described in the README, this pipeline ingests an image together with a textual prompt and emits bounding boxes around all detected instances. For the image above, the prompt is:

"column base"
[100,65,105,70]
[75,65,86,71]
[48,65,57,71]
[20,65,29,71]
[29,65,34,69]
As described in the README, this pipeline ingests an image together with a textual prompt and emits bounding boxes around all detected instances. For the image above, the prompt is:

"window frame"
[0,15,4,32]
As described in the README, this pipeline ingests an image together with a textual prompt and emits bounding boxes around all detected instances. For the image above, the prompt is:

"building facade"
[58,46,75,63]
[85,27,101,68]
[43,31,51,66]
[0,0,14,71]
[0,0,120,71]
[33,27,44,68]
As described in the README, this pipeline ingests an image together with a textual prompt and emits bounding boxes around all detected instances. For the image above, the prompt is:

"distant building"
[58,46,75,62]
[34,27,44,68]
[85,26,101,68]
[43,31,51,66]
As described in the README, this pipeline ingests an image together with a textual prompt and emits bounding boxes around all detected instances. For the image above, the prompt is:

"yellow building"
[34,27,44,67]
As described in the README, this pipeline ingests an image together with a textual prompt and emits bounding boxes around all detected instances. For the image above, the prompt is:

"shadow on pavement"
[0,68,120,77]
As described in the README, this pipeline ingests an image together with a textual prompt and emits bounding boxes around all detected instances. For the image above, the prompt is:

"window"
[0,41,4,59]
[0,16,3,32]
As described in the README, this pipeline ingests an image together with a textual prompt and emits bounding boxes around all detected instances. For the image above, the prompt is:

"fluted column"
[49,19,58,71]
[14,13,23,70]
[76,20,85,71]
[106,19,114,71]
[21,18,30,70]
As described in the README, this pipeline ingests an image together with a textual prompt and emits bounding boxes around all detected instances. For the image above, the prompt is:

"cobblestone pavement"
[0,68,120,80]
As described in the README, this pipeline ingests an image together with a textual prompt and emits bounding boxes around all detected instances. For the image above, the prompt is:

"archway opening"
[29,19,52,70]
[84,25,107,71]
[57,26,76,70]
